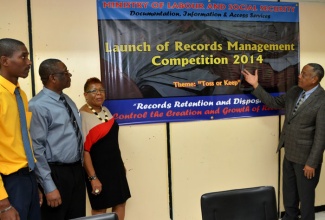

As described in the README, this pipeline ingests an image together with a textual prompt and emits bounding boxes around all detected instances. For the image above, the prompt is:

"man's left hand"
[303,165,315,179]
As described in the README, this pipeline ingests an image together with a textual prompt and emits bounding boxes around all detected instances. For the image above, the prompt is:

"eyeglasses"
[52,71,72,77]
[86,89,105,94]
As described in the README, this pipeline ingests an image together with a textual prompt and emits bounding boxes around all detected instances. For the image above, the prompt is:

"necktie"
[14,88,35,170]
[293,91,306,115]
[60,95,83,154]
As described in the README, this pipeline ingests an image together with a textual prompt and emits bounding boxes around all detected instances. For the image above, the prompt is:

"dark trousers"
[40,163,86,220]
[282,157,321,220]
[2,168,41,220]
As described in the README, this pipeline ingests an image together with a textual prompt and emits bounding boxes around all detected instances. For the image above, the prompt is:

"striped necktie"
[60,95,83,154]
[15,88,35,170]
[293,91,306,115]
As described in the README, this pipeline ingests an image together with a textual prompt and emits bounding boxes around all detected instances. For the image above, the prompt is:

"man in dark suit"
[242,63,325,220]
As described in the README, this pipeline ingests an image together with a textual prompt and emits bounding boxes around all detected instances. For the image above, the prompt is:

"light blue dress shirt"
[304,84,319,100]
[29,87,83,194]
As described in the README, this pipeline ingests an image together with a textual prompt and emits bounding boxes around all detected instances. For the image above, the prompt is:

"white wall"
[1,1,325,219]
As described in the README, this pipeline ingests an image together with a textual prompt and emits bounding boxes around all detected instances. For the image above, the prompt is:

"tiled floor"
[316,211,325,220]
[278,212,325,220]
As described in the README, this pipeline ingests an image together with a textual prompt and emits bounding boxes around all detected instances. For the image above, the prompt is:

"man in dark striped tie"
[29,59,86,220]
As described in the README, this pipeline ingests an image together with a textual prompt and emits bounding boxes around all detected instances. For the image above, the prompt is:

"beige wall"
[299,0,325,212]
[1,1,325,219]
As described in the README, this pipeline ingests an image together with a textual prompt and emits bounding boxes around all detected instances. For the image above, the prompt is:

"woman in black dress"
[80,77,131,220]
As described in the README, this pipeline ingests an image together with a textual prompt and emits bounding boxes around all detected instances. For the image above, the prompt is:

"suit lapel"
[290,86,323,118]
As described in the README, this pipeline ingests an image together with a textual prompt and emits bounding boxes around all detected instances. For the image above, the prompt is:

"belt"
[17,167,33,174]
[48,160,81,166]
[1,167,33,177]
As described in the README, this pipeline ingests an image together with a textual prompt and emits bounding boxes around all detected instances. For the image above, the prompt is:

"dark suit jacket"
[252,85,325,168]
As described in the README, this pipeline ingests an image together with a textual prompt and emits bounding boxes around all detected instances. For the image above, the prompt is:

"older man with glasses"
[29,58,86,220]
[242,63,325,220]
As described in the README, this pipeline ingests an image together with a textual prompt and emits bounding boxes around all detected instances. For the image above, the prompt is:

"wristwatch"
[88,175,97,181]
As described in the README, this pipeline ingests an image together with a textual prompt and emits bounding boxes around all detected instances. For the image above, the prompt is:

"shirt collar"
[0,75,20,94]
[304,84,319,96]
[42,87,63,101]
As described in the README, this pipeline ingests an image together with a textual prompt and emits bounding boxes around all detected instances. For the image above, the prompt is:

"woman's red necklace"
[87,104,109,122]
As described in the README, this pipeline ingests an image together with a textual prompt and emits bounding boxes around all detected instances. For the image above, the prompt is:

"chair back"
[201,186,277,220]
[70,212,118,220]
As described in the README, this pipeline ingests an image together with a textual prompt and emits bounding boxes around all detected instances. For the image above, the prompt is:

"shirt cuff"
[43,180,57,194]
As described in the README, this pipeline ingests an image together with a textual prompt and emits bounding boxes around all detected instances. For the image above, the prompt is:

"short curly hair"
[84,77,103,92]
